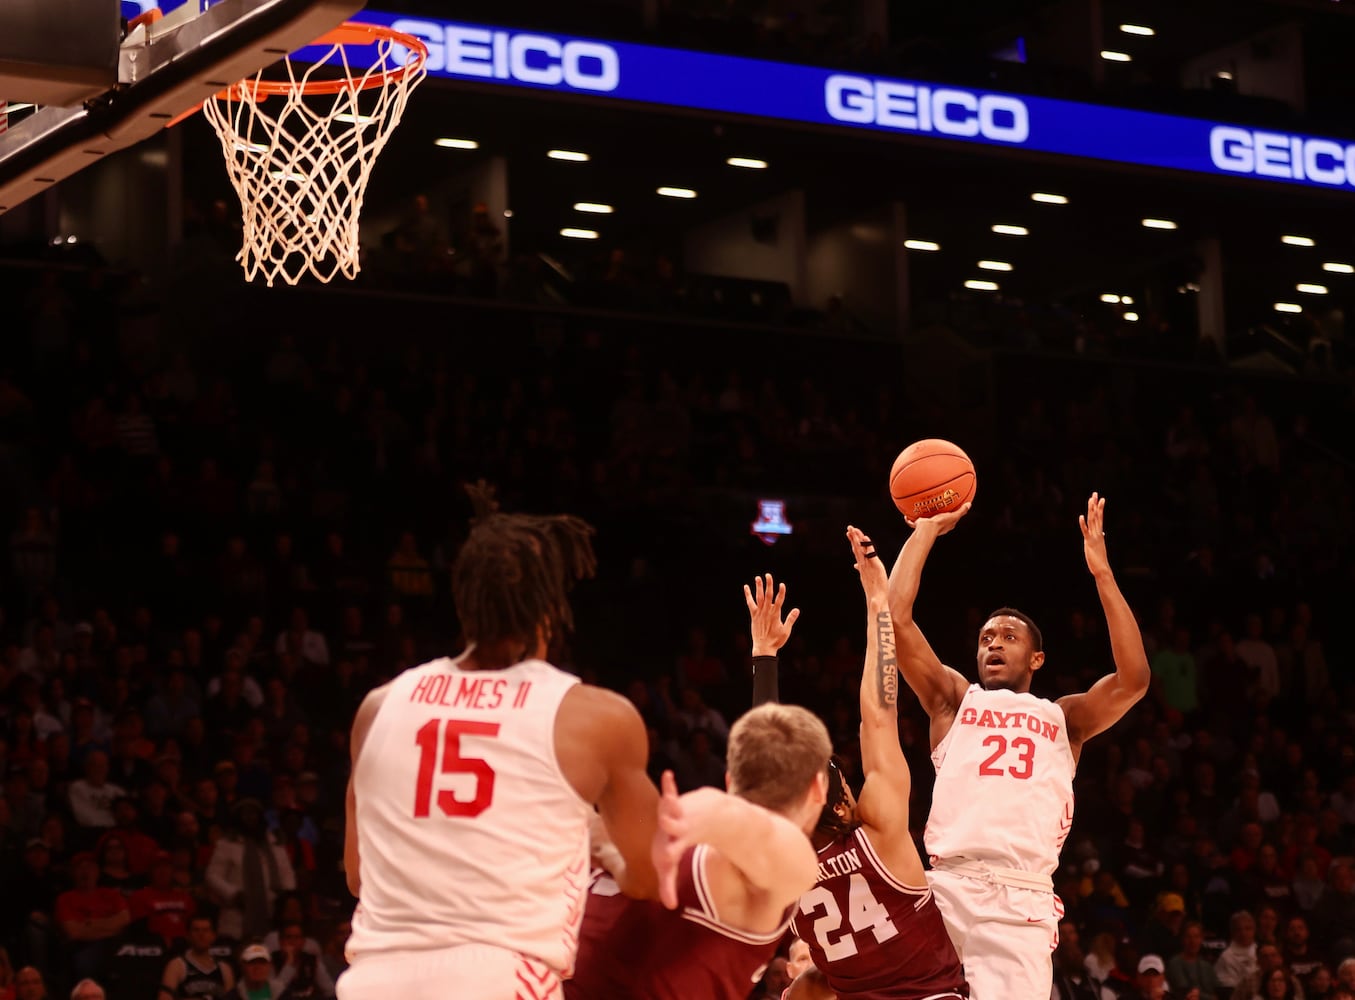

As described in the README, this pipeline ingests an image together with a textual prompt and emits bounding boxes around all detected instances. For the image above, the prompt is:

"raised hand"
[846,525,888,601]
[905,502,972,536]
[1079,492,1110,578]
[744,573,800,657]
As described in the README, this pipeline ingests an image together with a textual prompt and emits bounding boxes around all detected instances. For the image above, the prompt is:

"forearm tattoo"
[875,610,898,708]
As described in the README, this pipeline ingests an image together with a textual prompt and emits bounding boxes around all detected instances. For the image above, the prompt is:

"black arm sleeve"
[751,655,780,706]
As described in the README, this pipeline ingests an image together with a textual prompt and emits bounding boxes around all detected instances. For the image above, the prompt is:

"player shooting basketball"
[888,492,1150,999]
[744,531,968,1000]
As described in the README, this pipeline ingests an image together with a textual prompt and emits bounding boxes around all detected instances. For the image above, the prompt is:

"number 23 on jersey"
[978,734,1035,780]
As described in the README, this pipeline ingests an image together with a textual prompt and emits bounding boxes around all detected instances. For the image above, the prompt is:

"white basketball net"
[202,30,426,286]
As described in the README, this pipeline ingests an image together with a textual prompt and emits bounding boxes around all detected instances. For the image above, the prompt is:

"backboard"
[0,0,362,214]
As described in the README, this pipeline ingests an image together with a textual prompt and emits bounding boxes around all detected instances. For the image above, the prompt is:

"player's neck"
[461,639,537,671]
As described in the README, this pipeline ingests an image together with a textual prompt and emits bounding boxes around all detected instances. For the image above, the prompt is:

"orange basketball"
[889,439,976,519]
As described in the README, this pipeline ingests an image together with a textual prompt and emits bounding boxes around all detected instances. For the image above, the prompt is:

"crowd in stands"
[0,255,1351,1000]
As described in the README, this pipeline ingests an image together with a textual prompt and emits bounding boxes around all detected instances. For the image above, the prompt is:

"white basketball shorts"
[337,943,562,1000]
[927,862,1063,1000]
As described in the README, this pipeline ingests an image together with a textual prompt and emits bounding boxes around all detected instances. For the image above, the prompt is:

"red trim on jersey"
[515,956,560,1000]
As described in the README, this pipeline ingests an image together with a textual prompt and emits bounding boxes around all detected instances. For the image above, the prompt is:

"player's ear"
[1030,651,1046,673]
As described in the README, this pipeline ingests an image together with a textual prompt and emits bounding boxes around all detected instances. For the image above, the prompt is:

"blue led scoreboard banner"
[327,11,1355,193]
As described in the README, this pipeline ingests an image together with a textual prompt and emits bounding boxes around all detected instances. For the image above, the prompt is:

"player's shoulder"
[561,682,644,729]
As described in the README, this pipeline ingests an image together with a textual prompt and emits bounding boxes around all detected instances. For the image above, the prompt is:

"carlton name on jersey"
[814,845,864,884]
[955,705,1060,743]
[408,673,534,711]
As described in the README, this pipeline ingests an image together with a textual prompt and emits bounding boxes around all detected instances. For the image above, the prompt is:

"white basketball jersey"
[925,685,1075,876]
[347,655,592,975]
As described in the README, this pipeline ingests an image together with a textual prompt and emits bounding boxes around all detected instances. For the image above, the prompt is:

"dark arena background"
[0,0,1353,997]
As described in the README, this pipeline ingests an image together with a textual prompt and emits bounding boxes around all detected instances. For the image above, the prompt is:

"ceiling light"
[435,138,479,149]
[1123,311,1140,321]
[573,202,614,214]
[1100,294,1121,304]
[903,239,940,251]
[1297,283,1328,294]
[726,157,768,169]
[560,228,599,240]
[1322,261,1353,273]
[1142,218,1177,230]
[269,169,307,182]
[503,210,513,218]
[1031,192,1068,205]
[964,279,999,291]
[1274,302,1302,313]
[1282,235,1315,246]
[978,260,1013,271]
[335,112,375,125]
[991,224,1028,236]
[4,103,34,113]
[1119,24,1155,35]
[1121,295,1134,305]
[657,186,697,199]
[233,139,268,154]
[547,149,589,161]
[1215,70,1234,81]
[1100,50,1132,62]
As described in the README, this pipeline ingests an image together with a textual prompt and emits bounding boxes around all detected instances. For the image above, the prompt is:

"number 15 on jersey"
[413,719,501,818]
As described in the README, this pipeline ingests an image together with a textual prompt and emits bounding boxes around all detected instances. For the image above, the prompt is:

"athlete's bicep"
[344,683,390,900]
[891,618,967,721]
[571,687,660,900]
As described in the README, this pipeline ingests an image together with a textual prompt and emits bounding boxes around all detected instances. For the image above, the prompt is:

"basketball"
[889,439,977,519]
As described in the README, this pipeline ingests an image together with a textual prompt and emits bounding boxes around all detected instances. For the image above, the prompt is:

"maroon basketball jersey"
[790,828,968,1000]
[565,845,790,1000]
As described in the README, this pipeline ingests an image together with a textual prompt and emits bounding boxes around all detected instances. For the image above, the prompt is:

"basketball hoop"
[200,22,427,286]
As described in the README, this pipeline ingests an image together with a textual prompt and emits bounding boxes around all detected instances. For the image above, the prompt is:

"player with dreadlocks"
[338,485,660,1000]
[744,529,968,1000]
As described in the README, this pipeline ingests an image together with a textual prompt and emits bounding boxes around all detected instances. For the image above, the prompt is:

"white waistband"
[931,857,1054,893]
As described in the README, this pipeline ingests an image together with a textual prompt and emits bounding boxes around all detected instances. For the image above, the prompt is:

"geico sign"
[826,75,1030,143]
[1210,126,1355,187]
[391,21,620,92]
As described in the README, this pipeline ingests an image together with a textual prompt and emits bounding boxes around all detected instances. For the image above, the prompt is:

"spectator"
[235,944,285,1000]
[68,981,104,1000]
[1217,910,1260,998]
[0,948,13,1000]
[1152,628,1199,717]
[159,915,234,998]
[1283,916,1322,980]
[98,798,160,875]
[385,532,433,601]
[1167,921,1219,999]
[94,835,138,894]
[267,922,333,998]
[1053,921,1101,1000]
[128,852,195,948]
[13,968,45,1000]
[67,752,124,832]
[1310,860,1355,957]
[54,853,130,982]
[205,799,296,942]
[273,610,327,668]
[1139,893,1188,961]
[1133,954,1171,999]
[1255,967,1297,1000]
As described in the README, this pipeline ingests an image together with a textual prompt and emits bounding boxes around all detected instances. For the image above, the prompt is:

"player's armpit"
[1058,669,1149,749]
